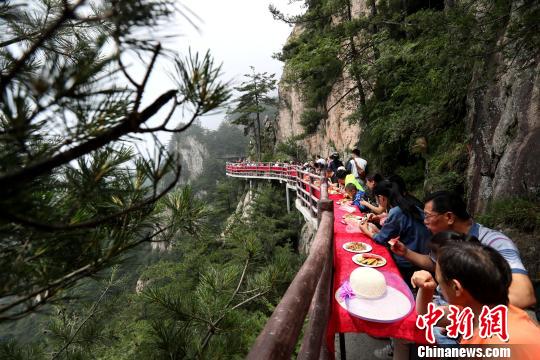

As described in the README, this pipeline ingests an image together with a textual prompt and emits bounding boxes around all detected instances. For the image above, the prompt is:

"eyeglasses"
[424,212,442,221]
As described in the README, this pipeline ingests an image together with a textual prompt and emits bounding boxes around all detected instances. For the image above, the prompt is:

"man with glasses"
[390,191,536,309]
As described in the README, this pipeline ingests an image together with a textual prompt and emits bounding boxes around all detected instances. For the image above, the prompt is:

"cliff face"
[276,77,361,155]
[169,134,206,184]
[466,51,540,214]
[275,4,368,156]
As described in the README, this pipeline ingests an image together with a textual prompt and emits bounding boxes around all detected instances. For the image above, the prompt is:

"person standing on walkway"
[347,148,367,186]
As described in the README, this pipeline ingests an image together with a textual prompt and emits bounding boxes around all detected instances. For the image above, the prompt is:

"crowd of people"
[319,148,539,359]
[228,149,539,356]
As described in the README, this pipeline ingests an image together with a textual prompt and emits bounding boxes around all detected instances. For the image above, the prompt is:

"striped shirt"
[469,223,527,275]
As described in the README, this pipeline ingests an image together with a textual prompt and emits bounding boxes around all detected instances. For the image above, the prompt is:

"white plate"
[335,284,413,323]
[352,254,387,267]
[342,242,372,253]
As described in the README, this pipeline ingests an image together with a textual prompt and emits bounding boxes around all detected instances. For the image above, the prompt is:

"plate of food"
[342,241,372,253]
[352,253,387,267]
[336,199,351,205]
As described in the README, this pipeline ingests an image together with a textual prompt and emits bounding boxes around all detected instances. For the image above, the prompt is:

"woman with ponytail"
[358,180,431,282]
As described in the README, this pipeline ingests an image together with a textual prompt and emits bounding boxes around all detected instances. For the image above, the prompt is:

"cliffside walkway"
[226,162,335,359]
[226,162,326,227]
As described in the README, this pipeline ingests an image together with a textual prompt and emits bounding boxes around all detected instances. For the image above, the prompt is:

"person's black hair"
[352,148,360,156]
[331,153,340,160]
[388,174,407,194]
[335,169,348,180]
[345,183,357,192]
[366,173,383,183]
[437,242,511,306]
[388,174,423,209]
[374,180,423,222]
[429,231,480,254]
[424,191,471,220]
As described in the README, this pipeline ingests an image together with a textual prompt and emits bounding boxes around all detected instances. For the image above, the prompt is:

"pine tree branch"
[225,257,250,309]
[51,270,116,359]
[327,86,357,112]
[118,56,139,88]
[133,44,162,115]
[0,163,182,231]
[0,0,87,94]
[198,290,268,357]
[0,89,177,190]
[0,224,173,320]
[0,31,41,48]
[197,256,252,357]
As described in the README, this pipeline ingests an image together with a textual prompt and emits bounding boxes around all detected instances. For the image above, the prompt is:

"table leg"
[339,333,346,360]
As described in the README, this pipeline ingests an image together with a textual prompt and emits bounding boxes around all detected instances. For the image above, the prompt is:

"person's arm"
[411,271,451,327]
[411,271,437,315]
[360,200,384,215]
[360,209,400,243]
[489,237,537,309]
[390,240,435,272]
[509,273,536,309]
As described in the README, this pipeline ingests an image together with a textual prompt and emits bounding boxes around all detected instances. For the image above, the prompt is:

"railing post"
[298,199,333,360]
[286,186,291,214]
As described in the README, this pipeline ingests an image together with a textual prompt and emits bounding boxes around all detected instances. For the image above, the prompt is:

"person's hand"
[411,270,437,290]
[389,239,408,257]
[360,200,369,207]
[358,221,372,238]
[368,223,379,234]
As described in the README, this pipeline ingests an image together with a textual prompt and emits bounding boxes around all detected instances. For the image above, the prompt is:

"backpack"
[345,157,354,174]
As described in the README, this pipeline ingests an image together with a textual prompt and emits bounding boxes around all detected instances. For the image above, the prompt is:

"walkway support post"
[286,187,291,214]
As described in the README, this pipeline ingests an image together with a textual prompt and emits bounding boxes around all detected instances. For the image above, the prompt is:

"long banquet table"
[325,192,426,354]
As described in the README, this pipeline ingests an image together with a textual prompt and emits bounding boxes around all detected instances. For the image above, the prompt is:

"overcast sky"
[142,0,304,134]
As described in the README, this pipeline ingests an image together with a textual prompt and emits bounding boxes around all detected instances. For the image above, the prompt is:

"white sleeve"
[349,159,358,177]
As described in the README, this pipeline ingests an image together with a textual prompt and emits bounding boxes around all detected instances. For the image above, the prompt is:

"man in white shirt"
[349,148,367,185]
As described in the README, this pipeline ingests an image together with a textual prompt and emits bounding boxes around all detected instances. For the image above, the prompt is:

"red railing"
[225,162,323,216]
[225,162,334,359]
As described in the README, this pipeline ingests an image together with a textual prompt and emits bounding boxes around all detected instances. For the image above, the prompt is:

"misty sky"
[142,0,304,133]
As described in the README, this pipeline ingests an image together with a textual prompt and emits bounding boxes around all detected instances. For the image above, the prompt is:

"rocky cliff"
[168,126,207,185]
[466,40,540,214]
[276,0,539,214]
[277,75,361,155]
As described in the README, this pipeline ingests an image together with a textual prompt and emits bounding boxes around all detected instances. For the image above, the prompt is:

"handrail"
[225,162,335,359]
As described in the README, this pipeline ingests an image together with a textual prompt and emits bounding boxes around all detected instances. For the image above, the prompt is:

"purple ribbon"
[339,280,355,301]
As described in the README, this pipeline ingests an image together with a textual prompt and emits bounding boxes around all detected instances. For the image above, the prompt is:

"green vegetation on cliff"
[276,0,539,195]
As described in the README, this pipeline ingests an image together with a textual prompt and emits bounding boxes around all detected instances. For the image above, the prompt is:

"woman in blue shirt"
[358,180,431,284]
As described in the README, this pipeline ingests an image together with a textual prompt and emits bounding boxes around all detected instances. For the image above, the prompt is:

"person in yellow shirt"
[335,168,364,192]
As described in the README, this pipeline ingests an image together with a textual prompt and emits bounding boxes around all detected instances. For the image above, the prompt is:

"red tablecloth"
[325,193,427,353]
